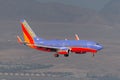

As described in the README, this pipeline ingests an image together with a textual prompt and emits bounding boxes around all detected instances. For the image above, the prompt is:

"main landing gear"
[54,54,59,57]
[54,54,69,57]
[64,54,69,57]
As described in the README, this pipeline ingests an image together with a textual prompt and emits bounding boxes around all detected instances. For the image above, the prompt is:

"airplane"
[17,19,103,57]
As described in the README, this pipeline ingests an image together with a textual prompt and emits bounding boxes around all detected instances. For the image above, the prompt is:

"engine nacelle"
[58,50,68,55]
[58,47,70,55]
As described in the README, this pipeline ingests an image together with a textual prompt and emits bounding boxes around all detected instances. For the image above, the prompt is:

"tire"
[54,54,59,57]
[64,54,69,57]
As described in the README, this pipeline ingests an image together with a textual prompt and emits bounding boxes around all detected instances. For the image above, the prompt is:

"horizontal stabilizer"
[17,36,23,44]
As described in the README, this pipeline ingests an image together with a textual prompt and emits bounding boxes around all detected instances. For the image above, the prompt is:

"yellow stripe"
[23,33,30,43]
[23,33,35,48]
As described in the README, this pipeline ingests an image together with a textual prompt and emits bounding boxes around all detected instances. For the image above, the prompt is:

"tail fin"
[20,19,37,44]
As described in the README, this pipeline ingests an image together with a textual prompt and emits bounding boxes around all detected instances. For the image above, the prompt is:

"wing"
[35,44,70,52]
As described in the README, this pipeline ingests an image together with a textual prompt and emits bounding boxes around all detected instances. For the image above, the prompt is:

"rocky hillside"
[0,0,98,23]
[100,0,120,24]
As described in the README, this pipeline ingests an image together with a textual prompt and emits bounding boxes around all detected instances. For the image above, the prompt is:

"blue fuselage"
[34,38,103,51]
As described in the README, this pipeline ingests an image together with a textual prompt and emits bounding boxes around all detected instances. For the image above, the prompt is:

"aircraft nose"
[96,45,103,50]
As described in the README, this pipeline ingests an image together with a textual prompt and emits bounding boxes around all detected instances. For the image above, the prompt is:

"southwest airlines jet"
[17,19,103,57]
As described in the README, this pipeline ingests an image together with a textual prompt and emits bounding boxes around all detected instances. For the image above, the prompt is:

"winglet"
[75,34,80,40]
[17,36,23,44]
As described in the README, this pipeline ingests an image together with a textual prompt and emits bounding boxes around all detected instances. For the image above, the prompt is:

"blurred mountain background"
[0,0,119,25]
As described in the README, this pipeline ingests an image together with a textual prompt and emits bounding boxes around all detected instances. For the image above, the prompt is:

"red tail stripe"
[21,23,34,44]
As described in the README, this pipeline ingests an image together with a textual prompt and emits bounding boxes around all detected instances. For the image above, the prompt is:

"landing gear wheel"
[64,54,69,57]
[92,53,95,57]
[54,54,59,57]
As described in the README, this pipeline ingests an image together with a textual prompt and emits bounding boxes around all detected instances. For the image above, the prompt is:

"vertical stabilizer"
[20,19,37,44]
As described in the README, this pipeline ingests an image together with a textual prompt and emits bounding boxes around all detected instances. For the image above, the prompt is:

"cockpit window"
[96,43,99,45]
